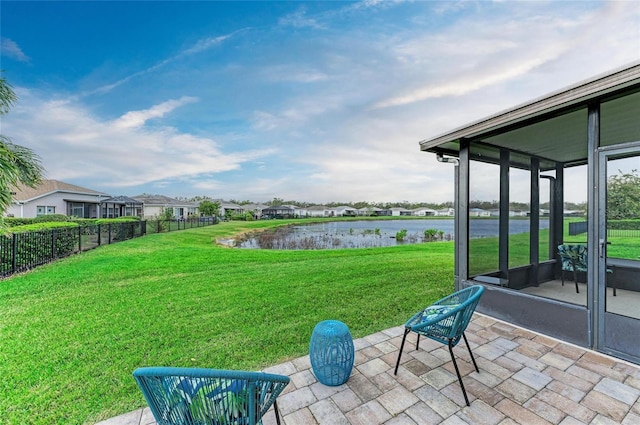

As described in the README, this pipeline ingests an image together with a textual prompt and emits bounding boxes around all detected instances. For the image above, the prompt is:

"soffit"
[420,62,640,166]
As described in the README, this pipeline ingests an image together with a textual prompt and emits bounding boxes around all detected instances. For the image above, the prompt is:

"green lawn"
[0,219,454,425]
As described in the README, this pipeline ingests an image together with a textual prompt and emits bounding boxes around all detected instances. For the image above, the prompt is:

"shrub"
[9,222,79,233]
[32,214,70,223]
[2,223,80,273]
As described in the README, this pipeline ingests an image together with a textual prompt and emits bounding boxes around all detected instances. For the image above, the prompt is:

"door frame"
[595,141,640,363]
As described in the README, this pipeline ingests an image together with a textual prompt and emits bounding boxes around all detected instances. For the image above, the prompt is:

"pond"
[236,218,549,250]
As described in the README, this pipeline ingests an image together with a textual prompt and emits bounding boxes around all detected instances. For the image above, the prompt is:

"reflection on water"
[236,219,549,250]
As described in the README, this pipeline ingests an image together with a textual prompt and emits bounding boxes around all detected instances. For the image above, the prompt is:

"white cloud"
[114,97,198,129]
[372,1,639,109]
[279,7,325,29]
[1,38,30,62]
[85,30,245,97]
[261,65,329,83]
[6,89,275,190]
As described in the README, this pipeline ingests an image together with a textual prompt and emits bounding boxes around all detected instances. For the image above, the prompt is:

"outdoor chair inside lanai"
[558,244,615,295]
[394,285,484,406]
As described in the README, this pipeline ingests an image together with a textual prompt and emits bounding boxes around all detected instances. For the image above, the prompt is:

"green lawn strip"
[0,220,453,424]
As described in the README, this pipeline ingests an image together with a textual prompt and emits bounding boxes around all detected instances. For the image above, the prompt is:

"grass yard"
[0,219,455,424]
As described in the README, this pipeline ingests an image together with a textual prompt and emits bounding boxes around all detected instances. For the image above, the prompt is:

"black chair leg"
[448,340,471,406]
[572,268,580,294]
[274,400,282,425]
[394,327,411,375]
[463,333,479,373]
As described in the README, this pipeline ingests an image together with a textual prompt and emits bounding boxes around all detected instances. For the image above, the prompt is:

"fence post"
[12,233,17,274]
[98,223,102,246]
[78,225,82,252]
[108,223,112,244]
[51,229,56,261]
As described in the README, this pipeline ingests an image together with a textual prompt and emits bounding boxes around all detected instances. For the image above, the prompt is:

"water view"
[237,218,549,249]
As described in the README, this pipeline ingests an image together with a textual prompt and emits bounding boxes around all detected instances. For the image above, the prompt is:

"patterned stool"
[309,320,354,386]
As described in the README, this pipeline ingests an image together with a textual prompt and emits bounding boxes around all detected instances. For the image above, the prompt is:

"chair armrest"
[406,303,465,331]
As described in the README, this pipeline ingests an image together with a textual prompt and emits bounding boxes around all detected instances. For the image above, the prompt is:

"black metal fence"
[145,217,217,234]
[0,217,217,278]
[568,220,640,238]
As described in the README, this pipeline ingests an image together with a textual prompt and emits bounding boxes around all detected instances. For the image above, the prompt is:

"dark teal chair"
[133,367,290,425]
[557,244,587,293]
[557,244,615,295]
[394,285,484,406]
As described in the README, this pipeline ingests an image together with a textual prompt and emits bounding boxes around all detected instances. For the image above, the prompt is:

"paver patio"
[96,314,640,425]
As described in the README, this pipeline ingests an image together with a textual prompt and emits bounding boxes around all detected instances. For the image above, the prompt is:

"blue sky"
[2,1,639,204]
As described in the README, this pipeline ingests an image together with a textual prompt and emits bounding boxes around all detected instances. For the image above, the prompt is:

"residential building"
[304,205,333,218]
[7,179,110,218]
[132,195,198,219]
[389,207,411,216]
[242,204,269,219]
[101,196,143,218]
[469,208,490,217]
[411,207,437,216]
[332,206,357,216]
[434,208,455,216]
[262,205,296,219]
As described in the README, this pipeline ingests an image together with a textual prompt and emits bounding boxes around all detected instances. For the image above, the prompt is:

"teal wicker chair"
[557,244,587,293]
[133,367,290,425]
[557,244,615,295]
[394,285,484,406]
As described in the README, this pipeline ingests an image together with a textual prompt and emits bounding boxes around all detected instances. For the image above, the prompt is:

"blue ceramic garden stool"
[309,320,355,386]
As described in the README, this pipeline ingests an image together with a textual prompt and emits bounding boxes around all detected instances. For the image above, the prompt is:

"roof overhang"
[419,61,640,168]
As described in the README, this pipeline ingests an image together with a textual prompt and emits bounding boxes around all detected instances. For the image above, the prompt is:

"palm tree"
[0,75,44,229]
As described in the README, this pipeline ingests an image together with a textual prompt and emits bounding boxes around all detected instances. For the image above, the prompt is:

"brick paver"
[96,314,640,425]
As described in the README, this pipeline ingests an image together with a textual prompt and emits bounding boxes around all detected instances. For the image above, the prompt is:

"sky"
[1,1,639,204]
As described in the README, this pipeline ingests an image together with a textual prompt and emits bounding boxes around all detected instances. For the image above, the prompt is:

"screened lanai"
[420,62,640,365]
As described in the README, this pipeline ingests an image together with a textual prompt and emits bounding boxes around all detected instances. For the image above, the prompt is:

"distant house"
[132,195,198,219]
[412,207,437,216]
[435,208,455,216]
[333,206,357,216]
[390,207,411,217]
[302,205,330,218]
[356,207,391,216]
[283,205,304,217]
[7,179,110,218]
[564,210,585,217]
[262,205,296,219]
[101,196,143,218]
[218,201,243,217]
[242,203,268,219]
[470,208,491,217]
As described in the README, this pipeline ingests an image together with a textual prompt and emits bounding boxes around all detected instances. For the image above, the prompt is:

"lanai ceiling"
[420,63,640,169]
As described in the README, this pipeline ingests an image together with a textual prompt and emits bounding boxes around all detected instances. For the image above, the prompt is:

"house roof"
[102,196,143,205]
[11,179,109,203]
[263,205,295,211]
[419,61,640,169]
[243,204,268,210]
[131,194,197,206]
